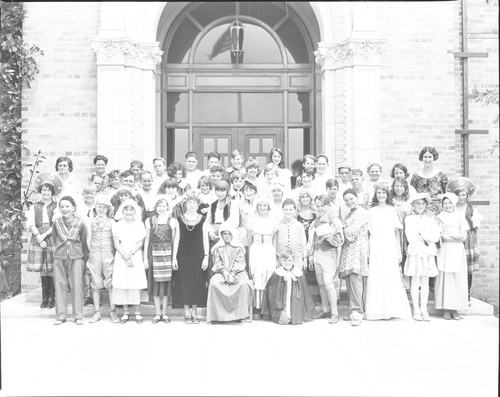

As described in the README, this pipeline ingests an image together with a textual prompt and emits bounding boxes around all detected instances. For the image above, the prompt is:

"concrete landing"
[1,291,498,397]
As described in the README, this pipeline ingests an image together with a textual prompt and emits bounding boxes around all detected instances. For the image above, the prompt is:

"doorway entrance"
[160,2,318,168]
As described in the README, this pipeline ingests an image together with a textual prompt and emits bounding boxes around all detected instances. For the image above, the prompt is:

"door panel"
[194,127,283,170]
[194,128,236,169]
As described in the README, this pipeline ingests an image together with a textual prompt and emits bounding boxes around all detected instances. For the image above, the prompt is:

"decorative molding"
[314,38,387,70]
[91,38,163,70]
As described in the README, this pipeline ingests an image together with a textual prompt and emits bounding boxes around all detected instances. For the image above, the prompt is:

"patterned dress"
[146,215,173,298]
[410,171,448,215]
[339,207,370,278]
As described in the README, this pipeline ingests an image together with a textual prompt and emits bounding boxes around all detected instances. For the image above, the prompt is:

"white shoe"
[89,311,102,323]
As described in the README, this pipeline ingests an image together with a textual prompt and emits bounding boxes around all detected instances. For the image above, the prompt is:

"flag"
[208,26,232,60]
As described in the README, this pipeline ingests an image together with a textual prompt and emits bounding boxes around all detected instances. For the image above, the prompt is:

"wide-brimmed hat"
[34,172,63,196]
[446,177,475,198]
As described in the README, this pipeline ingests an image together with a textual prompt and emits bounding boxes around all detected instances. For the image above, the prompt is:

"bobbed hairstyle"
[59,195,77,208]
[55,156,73,173]
[281,198,296,209]
[37,182,55,195]
[390,163,410,179]
[269,147,285,169]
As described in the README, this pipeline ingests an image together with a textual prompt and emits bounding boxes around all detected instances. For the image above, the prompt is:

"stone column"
[90,38,162,171]
[315,38,386,171]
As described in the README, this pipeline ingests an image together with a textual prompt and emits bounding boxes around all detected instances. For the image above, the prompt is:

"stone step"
[24,287,494,318]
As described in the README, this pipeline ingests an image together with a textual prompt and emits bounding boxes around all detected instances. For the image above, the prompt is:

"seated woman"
[262,250,316,325]
[206,222,254,323]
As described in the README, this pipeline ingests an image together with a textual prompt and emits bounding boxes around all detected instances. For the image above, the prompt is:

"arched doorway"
[158,2,320,169]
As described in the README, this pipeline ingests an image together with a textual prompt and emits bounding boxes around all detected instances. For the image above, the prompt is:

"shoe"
[152,315,161,324]
[75,319,84,325]
[53,319,66,325]
[120,314,130,324]
[47,299,55,309]
[110,311,120,324]
[160,315,171,323]
[413,313,423,321]
[184,315,192,324]
[451,312,462,320]
[351,319,361,327]
[135,314,143,324]
[343,314,351,321]
[40,300,48,309]
[192,316,200,324]
[329,317,339,324]
[252,313,261,321]
[89,311,102,324]
[443,311,452,320]
[315,311,331,319]
[421,313,431,322]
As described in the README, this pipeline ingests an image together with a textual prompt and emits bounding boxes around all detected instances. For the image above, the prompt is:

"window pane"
[167,93,188,123]
[277,19,310,63]
[262,138,274,153]
[166,128,189,164]
[189,2,235,28]
[204,138,215,153]
[241,93,283,123]
[193,93,238,123]
[249,138,259,153]
[239,2,286,28]
[167,17,200,63]
[194,22,282,64]
[288,92,310,123]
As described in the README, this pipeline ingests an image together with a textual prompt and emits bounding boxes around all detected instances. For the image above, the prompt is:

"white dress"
[434,211,469,310]
[365,206,411,320]
[112,219,148,304]
[248,214,277,290]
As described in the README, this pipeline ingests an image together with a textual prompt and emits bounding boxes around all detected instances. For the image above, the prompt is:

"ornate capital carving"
[315,38,387,70]
[91,38,163,70]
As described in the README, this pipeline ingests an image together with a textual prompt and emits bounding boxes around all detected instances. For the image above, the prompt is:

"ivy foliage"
[0,2,43,267]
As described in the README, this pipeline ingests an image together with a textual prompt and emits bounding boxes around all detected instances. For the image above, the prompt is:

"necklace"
[183,213,199,232]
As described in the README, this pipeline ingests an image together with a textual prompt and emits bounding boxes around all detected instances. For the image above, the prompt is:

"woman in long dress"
[435,193,469,320]
[206,222,253,323]
[172,191,209,324]
[112,199,148,324]
[364,183,411,320]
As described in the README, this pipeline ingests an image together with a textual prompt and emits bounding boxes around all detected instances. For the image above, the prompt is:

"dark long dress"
[262,269,316,325]
[172,215,207,308]
[147,216,172,298]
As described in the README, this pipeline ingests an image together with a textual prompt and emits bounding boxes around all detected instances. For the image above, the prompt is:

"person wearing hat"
[143,195,179,324]
[112,198,148,324]
[403,193,440,321]
[435,193,469,320]
[26,173,62,309]
[447,177,483,302]
[248,194,278,320]
[206,222,253,323]
[338,188,370,326]
[86,196,119,323]
[307,194,344,324]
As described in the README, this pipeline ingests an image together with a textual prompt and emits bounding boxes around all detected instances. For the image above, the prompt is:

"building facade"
[22,1,499,305]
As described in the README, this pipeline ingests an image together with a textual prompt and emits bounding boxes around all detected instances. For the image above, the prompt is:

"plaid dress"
[27,201,57,274]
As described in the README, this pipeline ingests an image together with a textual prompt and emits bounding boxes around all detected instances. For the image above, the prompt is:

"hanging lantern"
[230,21,244,64]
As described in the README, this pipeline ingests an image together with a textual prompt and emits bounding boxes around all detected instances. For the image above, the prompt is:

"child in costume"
[262,250,316,325]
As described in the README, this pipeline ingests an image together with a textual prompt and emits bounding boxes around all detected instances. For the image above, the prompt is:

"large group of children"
[26,145,482,326]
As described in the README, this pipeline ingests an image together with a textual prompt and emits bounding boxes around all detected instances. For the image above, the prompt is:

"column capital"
[91,37,163,70]
[314,38,387,70]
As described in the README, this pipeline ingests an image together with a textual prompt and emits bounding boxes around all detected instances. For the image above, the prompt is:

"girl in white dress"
[404,193,440,321]
[248,194,277,320]
[365,183,411,320]
[435,193,469,320]
[112,199,148,324]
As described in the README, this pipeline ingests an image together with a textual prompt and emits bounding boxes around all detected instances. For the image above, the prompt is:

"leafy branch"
[469,87,499,154]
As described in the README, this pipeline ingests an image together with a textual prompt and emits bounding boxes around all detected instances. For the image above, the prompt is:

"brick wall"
[21,2,100,290]
[376,0,499,308]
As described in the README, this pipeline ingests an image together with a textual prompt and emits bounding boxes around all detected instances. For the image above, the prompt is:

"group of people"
[26,145,482,326]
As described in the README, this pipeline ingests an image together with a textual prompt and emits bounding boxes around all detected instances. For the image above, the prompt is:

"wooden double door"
[194,127,284,170]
